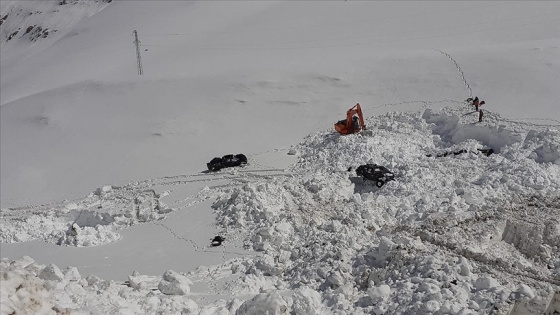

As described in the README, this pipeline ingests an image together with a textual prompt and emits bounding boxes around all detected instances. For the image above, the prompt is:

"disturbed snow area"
[1,184,169,246]
[2,105,559,314]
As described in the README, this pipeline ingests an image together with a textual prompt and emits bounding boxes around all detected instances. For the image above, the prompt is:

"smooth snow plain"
[1,1,559,314]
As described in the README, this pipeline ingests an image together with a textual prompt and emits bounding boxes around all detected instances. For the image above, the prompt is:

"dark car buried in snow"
[355,164,395,187]
[207,154,247,171]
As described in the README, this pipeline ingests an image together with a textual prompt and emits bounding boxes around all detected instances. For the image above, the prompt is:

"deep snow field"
[1,1,560,314]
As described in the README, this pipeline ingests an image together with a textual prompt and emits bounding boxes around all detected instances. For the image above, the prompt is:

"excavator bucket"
[334,103,366,135]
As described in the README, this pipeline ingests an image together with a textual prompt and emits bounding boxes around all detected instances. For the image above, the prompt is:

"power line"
[139,15,557,52]
[133,30,143,75]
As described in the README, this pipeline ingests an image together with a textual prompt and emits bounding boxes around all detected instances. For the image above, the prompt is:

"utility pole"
[133,30,143,75]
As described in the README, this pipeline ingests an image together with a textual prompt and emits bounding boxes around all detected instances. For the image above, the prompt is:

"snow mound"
[0,258,209,314]
[291,286,325,315]
[422,108,523,153]
[1,185,171,247]
[236,291,287,315]
[209,106,560,314]
[523,129,560,165]
[158,270,193,296]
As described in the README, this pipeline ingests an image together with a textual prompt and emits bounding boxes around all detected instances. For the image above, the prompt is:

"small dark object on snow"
[477,148,494,156]
[211,236,225,247]
[207,154,247,171]
[426,148,494,158]
[355,164,395,187]
[427,149,468,158]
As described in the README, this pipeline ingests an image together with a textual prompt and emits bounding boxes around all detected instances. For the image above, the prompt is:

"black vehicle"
[207,154,247,171]
[355,163,395,188]
[211,236,225,247]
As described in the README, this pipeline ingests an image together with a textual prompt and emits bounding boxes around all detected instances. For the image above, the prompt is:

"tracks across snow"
[0,163,292,247]
[436,49,473,98]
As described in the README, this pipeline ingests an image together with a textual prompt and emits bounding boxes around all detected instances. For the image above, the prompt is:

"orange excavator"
[334,103,366,135]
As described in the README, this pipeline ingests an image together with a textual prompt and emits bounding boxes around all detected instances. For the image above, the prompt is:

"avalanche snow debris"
[2,106,560,314]
[1,184,172,246]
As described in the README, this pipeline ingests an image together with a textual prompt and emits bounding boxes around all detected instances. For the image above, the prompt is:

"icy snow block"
[292,286,324,315]
[38,263,64,281]
[236,291,287,315]
[515,283,535,299]
[424,300,441,313]
[474,275,500,291]
[129,274,159,290]
[2,269,55,315]
[9,256,35,269]
[544,291,560,314]
[158,270,192,295]
[457,256,471,277]
[85,275,102,286]
[368,284,391,304]
[63,266,81,282]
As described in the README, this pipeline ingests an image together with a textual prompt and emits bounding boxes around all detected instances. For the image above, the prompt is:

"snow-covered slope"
[1,1,560,314]
[0,0,112,65]
[2,1,559,208]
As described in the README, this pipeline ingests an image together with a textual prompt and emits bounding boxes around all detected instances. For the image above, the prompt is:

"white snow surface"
[1,1,560,314]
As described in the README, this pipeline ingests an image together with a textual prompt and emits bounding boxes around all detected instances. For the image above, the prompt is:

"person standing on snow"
[472,97,485,111]
[473,97,480,111]
[479,110,484,122]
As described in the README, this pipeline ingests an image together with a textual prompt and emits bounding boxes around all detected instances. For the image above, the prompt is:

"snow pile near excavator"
[208,106,560,314]
[2,106,559,314]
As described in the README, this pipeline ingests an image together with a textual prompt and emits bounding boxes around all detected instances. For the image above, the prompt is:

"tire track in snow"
[404,197,560,288]
[389,223,560,289]
[123,173,222,191]
[428,234,560,287]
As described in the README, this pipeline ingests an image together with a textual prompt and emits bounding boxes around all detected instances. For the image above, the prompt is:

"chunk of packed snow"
[291,286,325,315]
[158,270,193,295]
[236,291,287,315]
[38,263,64,282]
[475,275,500,291]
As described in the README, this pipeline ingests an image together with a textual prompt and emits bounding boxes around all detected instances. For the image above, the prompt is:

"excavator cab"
[334,103,366,135]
